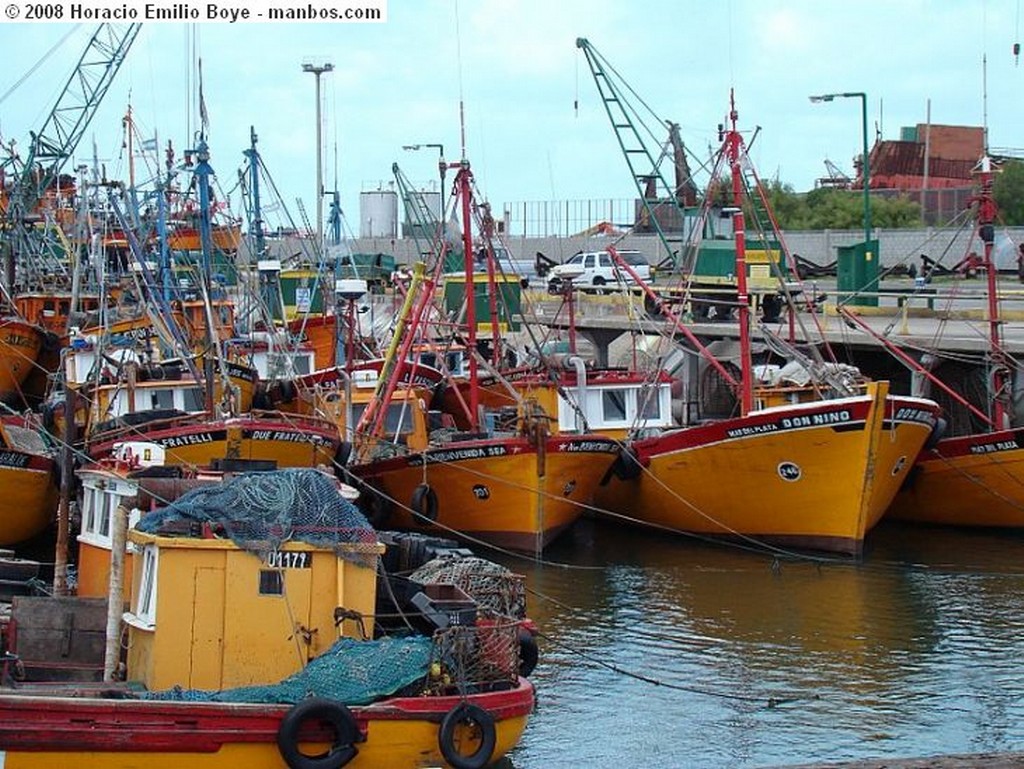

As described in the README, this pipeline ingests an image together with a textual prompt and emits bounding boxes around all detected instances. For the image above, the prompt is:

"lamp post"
[809,92,871,245]
[303,60,334,248]
[810,91,877,306]
[402,143,447,209]
[402,143,447,255]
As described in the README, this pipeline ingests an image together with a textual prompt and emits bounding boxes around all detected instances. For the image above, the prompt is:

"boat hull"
[87,415,341,469]
[351,435,620,553]
[0,679,533,768]
[889,429,1024,527]
[0,455,57,546]
[0,317,45,402]
[596,384,940,555]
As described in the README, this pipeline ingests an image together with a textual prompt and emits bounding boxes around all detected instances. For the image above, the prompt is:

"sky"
[0,0,1021,238]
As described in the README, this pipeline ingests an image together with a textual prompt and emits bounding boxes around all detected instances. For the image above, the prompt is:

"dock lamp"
[808,92,871,244]
[810,92,877,306]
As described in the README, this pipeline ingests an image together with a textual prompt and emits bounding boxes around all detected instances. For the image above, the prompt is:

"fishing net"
[143,635,433,705]
[425,622,521,695]
[410,556,527,620]
[135,469,378,565]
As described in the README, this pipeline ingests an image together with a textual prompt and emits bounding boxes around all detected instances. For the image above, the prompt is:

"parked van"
[547,250,652,293]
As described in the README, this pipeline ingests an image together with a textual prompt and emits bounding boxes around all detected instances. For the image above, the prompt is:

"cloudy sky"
[0,1,1020,237]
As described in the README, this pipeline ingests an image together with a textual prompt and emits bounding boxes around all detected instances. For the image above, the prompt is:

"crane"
[575,37,701,272]
[2,23,142,299]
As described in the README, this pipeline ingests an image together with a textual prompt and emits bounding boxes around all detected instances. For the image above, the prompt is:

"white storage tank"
[359,189,398,238]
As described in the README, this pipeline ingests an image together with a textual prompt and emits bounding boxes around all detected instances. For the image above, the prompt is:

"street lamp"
[402,142,447,194]
[809,92,871,245]
[303,60,334,248]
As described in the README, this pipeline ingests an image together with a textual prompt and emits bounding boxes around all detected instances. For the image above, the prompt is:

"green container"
[441,274,522,333]
[280,269,326,316]
[837,239,880,307]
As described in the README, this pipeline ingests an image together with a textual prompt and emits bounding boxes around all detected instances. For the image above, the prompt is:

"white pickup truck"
[547,250,653,293]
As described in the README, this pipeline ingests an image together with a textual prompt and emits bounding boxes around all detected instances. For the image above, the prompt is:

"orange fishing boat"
[593,94,942,555]
[0,316,47,403]
[885,157,1024,528]
[0,415,58,545]
[347,157,619,554]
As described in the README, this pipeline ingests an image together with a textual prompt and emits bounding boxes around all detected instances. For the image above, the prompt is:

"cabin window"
[601,390,628,423]
[258,570,284,596]
[182,388,204,412]
[150,389,176,410]
[136,545,158,625]
[599,254,612,268]
[294,354,312,376]
[383,402,413,436]
[43,300,55,312]
[84,487,97,534]
[99,493,113,538]
[639,389,662,421]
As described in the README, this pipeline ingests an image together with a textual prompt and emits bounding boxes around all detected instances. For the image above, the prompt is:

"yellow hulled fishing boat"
[0,415,57,545]
[0,469,533,768]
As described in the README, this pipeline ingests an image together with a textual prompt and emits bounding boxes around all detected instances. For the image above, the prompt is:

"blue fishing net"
[135,469,377,564]
[143,635,432,705]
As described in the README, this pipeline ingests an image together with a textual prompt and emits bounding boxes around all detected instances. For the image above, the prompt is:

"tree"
[994,159,1024,225]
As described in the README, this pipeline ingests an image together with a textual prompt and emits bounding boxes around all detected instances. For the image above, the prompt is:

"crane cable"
[0,24,82,107]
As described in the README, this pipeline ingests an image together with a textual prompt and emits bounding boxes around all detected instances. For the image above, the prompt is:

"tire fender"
[411,483,439,523]
[276,697,359,769]
[517,626,539,677]
[438,702,497,769]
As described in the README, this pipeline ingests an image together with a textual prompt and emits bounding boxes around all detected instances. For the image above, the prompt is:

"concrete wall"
[341,227,1024,272]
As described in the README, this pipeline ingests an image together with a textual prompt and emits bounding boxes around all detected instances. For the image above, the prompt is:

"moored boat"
[887,156,1024,528]
[0,316,47,403]
[592,94,942,555]
[0,414,58,546]
[346,154,620,554]
[0,468,534,768]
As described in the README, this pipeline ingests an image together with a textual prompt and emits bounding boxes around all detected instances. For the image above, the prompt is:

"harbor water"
[495,517,1024,768]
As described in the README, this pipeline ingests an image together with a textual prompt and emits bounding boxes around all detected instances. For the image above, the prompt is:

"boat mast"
[726,91,754,415]
[456,157,480,431]
[977,156,1007,428]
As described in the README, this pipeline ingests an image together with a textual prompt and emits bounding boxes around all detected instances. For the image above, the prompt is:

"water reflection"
[494,519,1024,768]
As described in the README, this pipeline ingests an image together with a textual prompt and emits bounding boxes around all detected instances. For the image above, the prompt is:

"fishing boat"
[346,154,620,554]
[882,156,1024,527]
[0,414,58,546]
[594,94,942,555]
[0,316,47,403]
[0,469,534,768]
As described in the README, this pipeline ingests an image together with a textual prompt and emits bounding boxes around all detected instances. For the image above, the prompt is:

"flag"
[198,58,209,131]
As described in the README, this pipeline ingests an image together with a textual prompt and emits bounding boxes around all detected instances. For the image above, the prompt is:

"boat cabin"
[124,530,383,690]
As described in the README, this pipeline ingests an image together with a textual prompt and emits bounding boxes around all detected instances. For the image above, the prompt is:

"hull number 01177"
[263,550,313,569]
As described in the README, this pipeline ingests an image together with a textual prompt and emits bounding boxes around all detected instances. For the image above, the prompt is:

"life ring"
[411,483,439,523]
[358,484,393,529]
[276,697,359,769]
[438,702,497,769]
[517,626,538,677]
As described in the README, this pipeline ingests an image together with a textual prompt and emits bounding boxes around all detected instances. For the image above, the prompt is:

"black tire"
[411,483,439,523]
[359,484,393,529]
[438,702,497,769]
[517,627,539,677]
[276,697,359,769]
[611,448,643,481]
[333,443,353,471]
[592,277,606,295]
[924,417,948,452]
